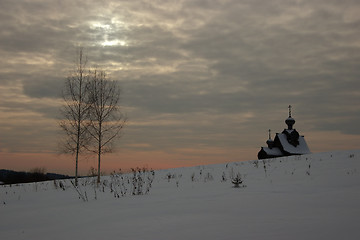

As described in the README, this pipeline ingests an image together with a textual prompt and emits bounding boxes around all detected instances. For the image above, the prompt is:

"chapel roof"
[258,105,310,160]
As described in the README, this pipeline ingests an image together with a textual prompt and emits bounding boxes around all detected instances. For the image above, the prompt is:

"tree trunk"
[97,123,102,185]
[97,149,101,185]
[75,147,79,186]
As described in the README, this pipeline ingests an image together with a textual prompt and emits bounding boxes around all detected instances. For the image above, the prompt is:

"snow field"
[1,150,360,240]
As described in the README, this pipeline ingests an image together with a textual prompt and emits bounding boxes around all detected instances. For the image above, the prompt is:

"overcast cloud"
[1,0,360,172]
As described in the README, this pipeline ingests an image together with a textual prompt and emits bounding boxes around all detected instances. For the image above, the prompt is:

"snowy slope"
[1,150,360,240]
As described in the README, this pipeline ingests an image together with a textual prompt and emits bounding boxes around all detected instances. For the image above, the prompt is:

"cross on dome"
[285,105,295,130]
[268,129,272,140]
[288,105,292,117]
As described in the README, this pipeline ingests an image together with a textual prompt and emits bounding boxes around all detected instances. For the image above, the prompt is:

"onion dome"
[285,117,295,130]
[266,138,274,148]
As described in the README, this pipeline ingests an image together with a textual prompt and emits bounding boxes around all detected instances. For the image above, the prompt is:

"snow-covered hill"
[1,150,360,240]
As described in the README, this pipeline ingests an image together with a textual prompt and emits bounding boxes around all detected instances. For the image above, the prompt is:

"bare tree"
[87,69,127,184]
[59,48,91,186]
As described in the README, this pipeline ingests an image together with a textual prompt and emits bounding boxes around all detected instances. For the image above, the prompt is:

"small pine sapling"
[231,173,246,188]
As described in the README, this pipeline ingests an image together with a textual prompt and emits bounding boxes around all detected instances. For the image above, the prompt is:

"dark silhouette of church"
[258,106,311,160]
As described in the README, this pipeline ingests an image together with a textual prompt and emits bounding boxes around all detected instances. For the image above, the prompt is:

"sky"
[0,0,360,175]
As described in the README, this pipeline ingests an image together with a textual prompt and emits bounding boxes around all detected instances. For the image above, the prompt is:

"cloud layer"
[1,0,360,171]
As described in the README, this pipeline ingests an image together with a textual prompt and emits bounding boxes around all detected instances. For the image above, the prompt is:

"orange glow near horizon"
[0,147,258,176]
[1,130,360,176]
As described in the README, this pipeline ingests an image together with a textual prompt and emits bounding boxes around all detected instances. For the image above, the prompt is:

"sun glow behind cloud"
[90,20,128,47]
[101,39,127,47]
